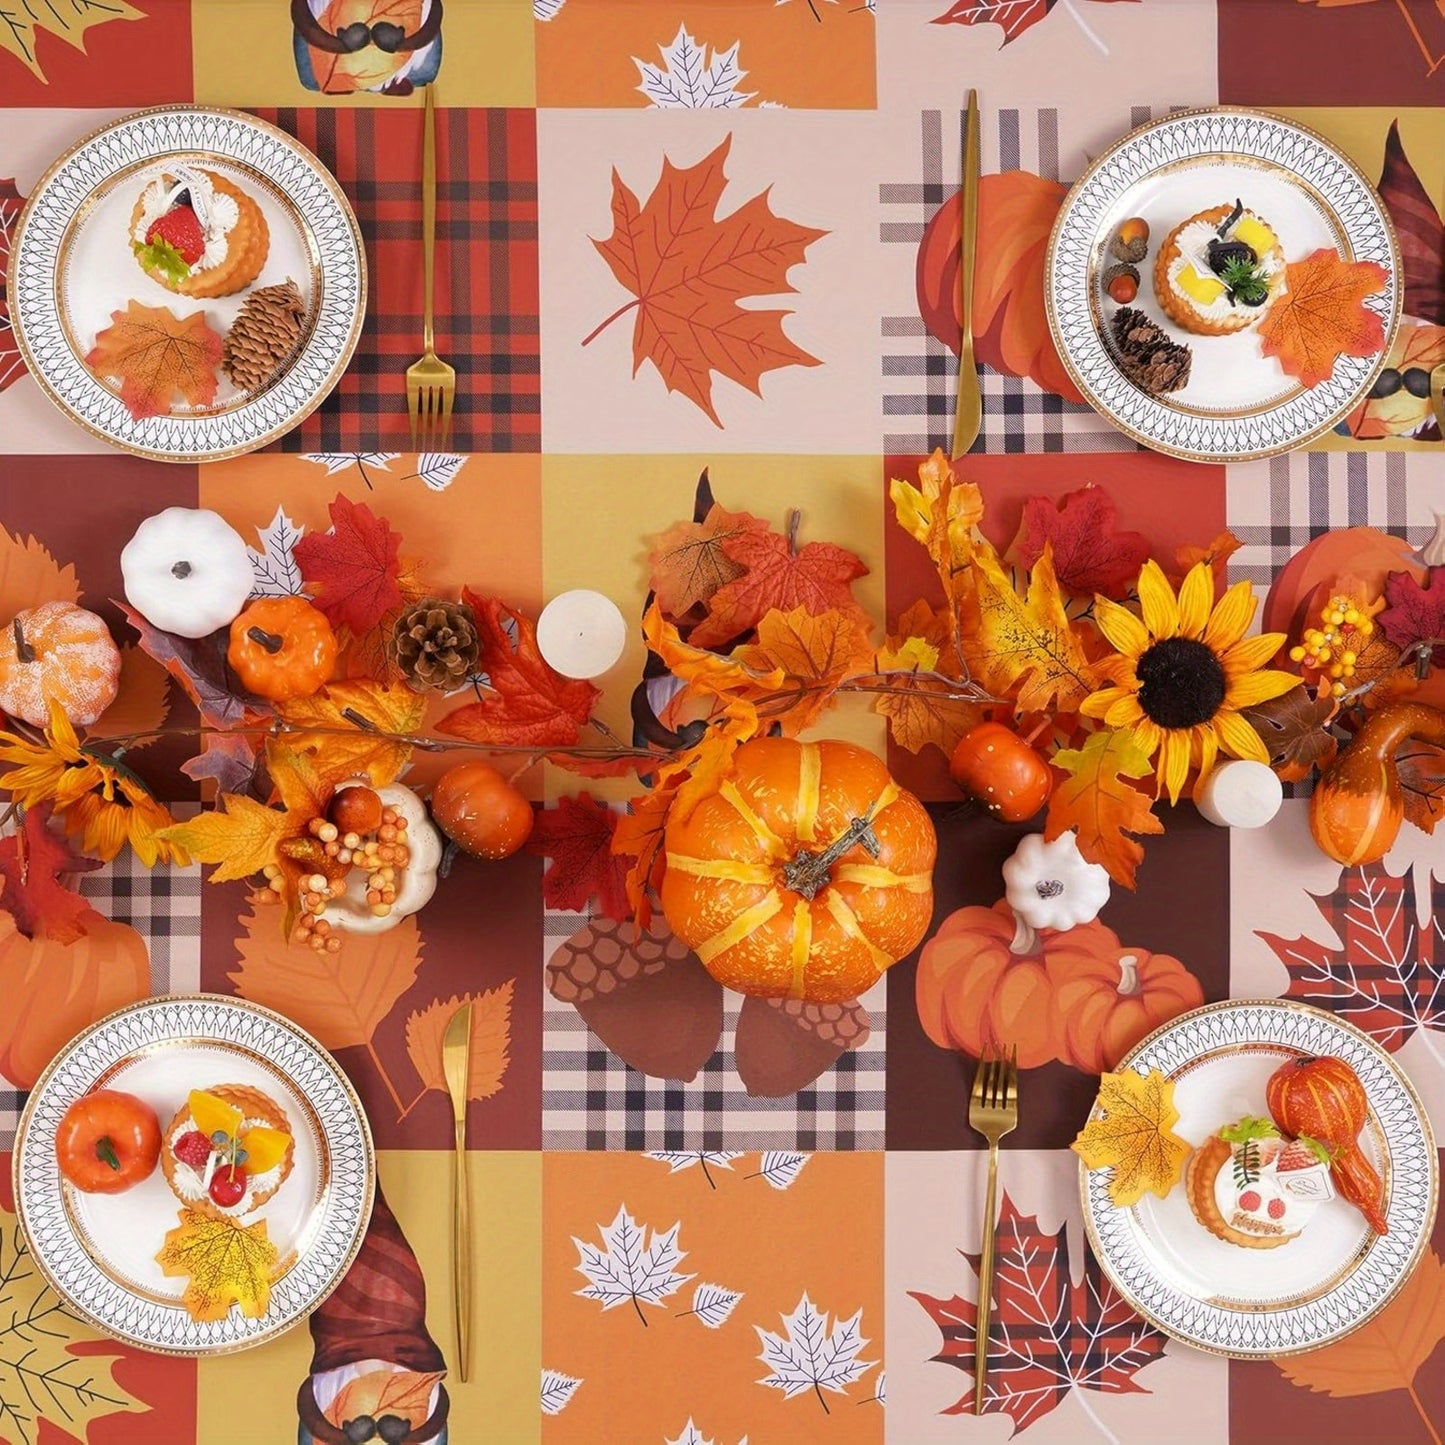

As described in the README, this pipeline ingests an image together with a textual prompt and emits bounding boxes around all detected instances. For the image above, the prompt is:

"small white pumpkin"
[321,781,442,935]
[1001,830,1110,953]
[120,507,253,639]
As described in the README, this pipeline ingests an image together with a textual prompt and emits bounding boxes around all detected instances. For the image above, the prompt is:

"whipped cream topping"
[1165,212,1285,326]
[132,165,240,273]
[166,1111,283,1216]
[1213,1135,1333,1242]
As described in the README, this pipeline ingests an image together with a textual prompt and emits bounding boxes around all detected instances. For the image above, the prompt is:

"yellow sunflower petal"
[1176,563,1215,639]
[1221,630,1289,675]
[1213,707,1270,763]
[1128,718,1164,758]
[1203,580,1258,652]
[1158,728,1192,804]
[44,699,83,758]
[1224,669,1301,709]
[1094,596,1150,658]
[1080,687,1127,720]
[1104,692,1147,727]
[1138,561,1181,639]
[1191,727,1219,804]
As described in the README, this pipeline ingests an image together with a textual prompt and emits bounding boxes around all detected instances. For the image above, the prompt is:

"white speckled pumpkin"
[321,781,442,935]
[0,602,122,727]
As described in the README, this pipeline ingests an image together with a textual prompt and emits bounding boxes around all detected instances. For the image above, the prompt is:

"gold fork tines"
[967,1045,1018,1416]
[406,82,456,450]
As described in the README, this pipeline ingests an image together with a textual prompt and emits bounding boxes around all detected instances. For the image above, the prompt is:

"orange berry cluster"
[1287,593,1373,699]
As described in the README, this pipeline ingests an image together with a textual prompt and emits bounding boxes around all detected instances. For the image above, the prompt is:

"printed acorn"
[733,995,871,1098]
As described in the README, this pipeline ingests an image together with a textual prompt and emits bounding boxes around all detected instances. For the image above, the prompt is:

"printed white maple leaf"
[664,1423,750,1445]
[646,1151,744,1188]
[540,1369,582,1416]
[406,453,467,491]
[864,1369,885,1405]
[573,1205,694,1325]
[748,1150,809,1190]
[302,452,400,474]
[755,1293,875,1412]
[678,1281,744,1329]
[247,506,305,597]
[534,0,566,16]
[635,26,754,109]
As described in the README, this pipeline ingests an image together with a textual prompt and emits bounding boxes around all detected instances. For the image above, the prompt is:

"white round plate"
[7,106,365,462]
[1047,108,1400,462]
[12,995,375,1356]
[1080,999,1436,1358]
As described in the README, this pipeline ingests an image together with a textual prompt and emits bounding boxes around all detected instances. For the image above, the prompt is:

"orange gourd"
[0,908,151,1088]
[227,596,337,701]
[661,737,936,1003]
[1309,702,1445,865]
[0,601,121,727]
[1045,924,1204,1072]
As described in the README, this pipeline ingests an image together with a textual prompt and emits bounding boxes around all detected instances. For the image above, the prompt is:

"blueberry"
[1369,368,1402,399]
[343,1417,377,1444]
[1403,367,1432,399]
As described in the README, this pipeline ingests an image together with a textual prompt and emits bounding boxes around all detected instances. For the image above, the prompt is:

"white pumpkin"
[120,507,253,639]
[1001,830,1111,953]
[321,781,442,935]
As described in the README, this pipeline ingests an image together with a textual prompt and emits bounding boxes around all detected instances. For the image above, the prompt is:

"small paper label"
[1280,1163,1335,1201]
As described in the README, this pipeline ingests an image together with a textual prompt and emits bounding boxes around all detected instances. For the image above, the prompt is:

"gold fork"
[442,1000,473,1383]
[407,82,455,449]
[951,88,982,459]
[968,1045,1018,1415]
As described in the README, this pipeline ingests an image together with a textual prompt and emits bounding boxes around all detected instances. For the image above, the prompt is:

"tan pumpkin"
[1046,923,1204,1072]
[0,601,122,727]
[0,908,151,1088]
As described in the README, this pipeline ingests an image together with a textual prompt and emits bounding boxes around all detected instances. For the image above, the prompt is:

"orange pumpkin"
[1046,923,1204,1072]
[915,900,1057,1068]
[0,601,121,727]
[661,737,936,1003]
[0,908,151,1088]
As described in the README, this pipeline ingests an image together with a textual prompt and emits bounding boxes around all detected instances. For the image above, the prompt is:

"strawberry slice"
[145,205,204,265]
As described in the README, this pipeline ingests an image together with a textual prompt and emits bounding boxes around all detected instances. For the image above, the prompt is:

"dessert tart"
[1186,1116,1334,1249]
[161,1085,294,1218]
[1153,201,1285,337]
[131,166,270,299]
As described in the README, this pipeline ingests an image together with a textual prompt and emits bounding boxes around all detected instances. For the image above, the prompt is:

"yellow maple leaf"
[156,1209,278,1322]
[889,448,983,556]
[872,597,982,757]
[1072,1068,1190,1208]
[732,605,874,733]
[404,984,514,1103]
[278,679,426,787]
[1046,728,1164,889]
[158,793,291,884]
[0,0,143,81]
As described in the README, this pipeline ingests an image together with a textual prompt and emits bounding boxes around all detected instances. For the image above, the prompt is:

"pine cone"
[1109,306,1192,396]
[222,279,306,390]
[389,598,480,692]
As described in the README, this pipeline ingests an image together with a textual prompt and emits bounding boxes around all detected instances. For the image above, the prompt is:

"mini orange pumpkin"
[661,737,936,1003]
[227,596,337,701]
[0,601,121,727]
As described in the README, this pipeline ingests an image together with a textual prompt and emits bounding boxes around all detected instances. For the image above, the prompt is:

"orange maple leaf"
[404,984,513,1104]
[584,135,827,425]
[612,785,675,928]
[733,605,874,733]
[1045,728,1163,889]
[873,598,982,757]
[647,498,766,618]
[84,300,222,420]
[1258,248,1389,388]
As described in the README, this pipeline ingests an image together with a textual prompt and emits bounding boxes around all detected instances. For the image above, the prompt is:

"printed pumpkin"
[661,737,936,1003]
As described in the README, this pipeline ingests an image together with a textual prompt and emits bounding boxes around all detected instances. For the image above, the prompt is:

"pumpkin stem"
[11,618,34,665]
[95,1136,120,1172]
[170,560,193,579]
[786,509,801,556]
[246,627,285,655]
[782,811,880,900]
[1009,913,1040,955]
[1117,953,1141,996]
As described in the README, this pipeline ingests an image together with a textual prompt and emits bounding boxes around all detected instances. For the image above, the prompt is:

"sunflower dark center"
[1135,637,1226,729]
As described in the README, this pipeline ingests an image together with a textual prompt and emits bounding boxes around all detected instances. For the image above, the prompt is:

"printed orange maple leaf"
[1045,728,1163,888]
[84,301,223,420]
[293,494,404,634]
[584,135,827,425]
[647,495,767,618]
[1258,248,1390,388]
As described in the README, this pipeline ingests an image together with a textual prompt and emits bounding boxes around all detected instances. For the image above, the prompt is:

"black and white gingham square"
[541,907,885,1151]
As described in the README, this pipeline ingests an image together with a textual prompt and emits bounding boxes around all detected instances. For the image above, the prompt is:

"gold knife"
[951,89,982,460]
[442,1001,473,1384]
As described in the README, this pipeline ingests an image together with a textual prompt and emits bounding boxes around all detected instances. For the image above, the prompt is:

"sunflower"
[1082,560,1299,803]
[0,700,186,866]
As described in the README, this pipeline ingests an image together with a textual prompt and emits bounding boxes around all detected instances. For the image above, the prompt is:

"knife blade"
[442,1000,473,1384]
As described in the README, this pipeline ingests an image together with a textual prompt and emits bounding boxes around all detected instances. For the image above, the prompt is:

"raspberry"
[1238,1190,1261,1212]
[1268,1197,1286,1220]
[172,1130,212,1168]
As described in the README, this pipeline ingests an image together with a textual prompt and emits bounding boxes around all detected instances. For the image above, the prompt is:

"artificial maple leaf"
[0,0,143,81]
[1174,529,1242,587]
[1011,486,1149,601]
[278,679,426,787]
[1243,687,1339,782]
[1046,728,1164,888]
[586,135,826,426]
[1072,1068,1190,1207]
[159,792,292,884]
[1258,248,1390,388]
[930,0,1138,46]
[326,1370,445,1434]
[647,495,765,617]
[732,605,874,734]
[0,178,25,395]
[873,599,981,757]
[1258,859,1445,1051]
[911,1194,1166,1431]
[1397,740,1445,833]
[404,984,513,1103]
[1376,119,1444,327]
[692,515,870,650]
[84,300,223,420]
[86,644,170,747]
[525,793,630,920]
[613,785,675,927]
[756,1293,876,1408]
[889,449,984,561]
[1378,567,1445,666]
[155,1209,277,1322]
[293,493,404,634]
[963,541,1096,714]
[181,733,262,794]
[0,803,101,943]
[229,898,422,1051]
[573,1206,694,1323]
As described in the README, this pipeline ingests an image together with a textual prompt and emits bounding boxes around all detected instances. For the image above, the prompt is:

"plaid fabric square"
[252,106,541,454]
[541,908,886,1151]
[0,832,202,1148]
[880,105,1136,456]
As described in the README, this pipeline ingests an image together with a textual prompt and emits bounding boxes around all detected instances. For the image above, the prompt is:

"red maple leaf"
[690,515,870,649]
[525,793,630,921]
[931,0,1137,46]
[911,1195,1166,1430]
[294,494,404,634]
[1010,486,1150,600]
[1378,567,1445,667]
[0,805,102,944]
[1258,861,1445,1052]
[0,178,25,394]
[435,593,599,748]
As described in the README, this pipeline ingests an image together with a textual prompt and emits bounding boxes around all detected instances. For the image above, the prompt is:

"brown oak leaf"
[156,1209,277,1322]
[1046,728,1163,888]
[585,135,826,426]
[1011,486,1149,601]
[647,493,766,618]
[326,1369,445,1434]
[1242,687,1339,782]
[293,494,404,634]
[732,605,874,733]
[404,985,513,1104]
[84,300,222,420]
[525,792,630,920]
[1258,248,1390,388]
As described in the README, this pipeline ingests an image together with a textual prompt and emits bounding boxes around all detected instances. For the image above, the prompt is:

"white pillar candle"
[536,589,627,680]
[1196,759,1283,829]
